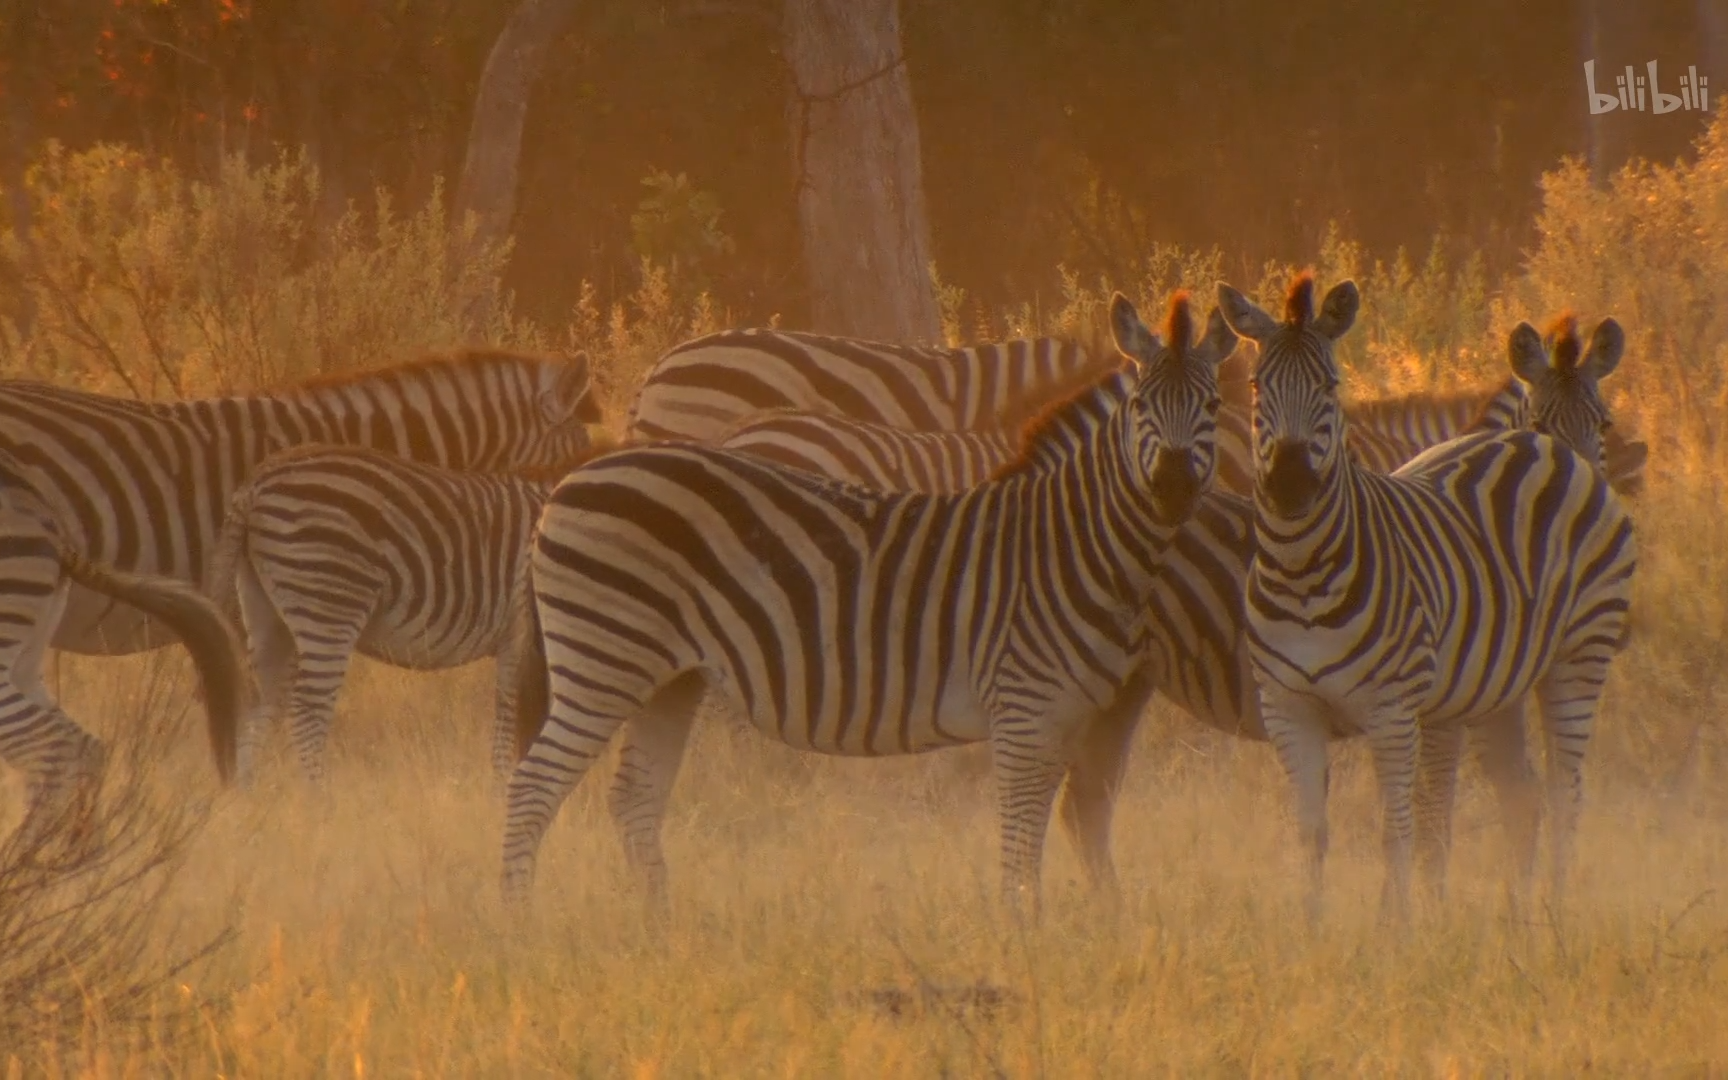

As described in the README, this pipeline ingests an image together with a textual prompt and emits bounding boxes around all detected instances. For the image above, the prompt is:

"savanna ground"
[8,117,1728,1077]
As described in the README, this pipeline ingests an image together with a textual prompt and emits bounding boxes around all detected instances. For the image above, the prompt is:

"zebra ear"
[1580,318,1624,381]
[1507,322,1548,383]
[1108,292,1161,369]
[553,351,604,423]
[1216,283,1278,343]
[1193,306,1238,368]
[1312,281,1360,339]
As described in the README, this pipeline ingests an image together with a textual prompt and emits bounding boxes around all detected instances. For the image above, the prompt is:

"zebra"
[206,444,612,787]
[709,322,1641,779]
[627,327,1111,443]
[1219,273,1635,922]
[0,348,600,810]
[0,454,250,825]
[503,291,1236,914]
[1409,313,1635,897]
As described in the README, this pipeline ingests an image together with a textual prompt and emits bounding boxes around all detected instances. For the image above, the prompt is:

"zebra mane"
[1546,312,1582,374]
[285,347,573,393]
[990,368,1126,481]
[1285,271,1317,329]
[1164,290,1195,355]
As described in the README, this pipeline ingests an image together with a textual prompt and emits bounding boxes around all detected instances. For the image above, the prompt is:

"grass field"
[8,124,1728,1075]
[7,457,1728,1075]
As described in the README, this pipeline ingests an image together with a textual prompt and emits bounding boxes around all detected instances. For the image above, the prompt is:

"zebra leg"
[230,551,297,786]
[1058,669,1155,898]
[988,702,1074,920]
[1412,721,1465,901]
[502,673,649,907]
[1260,693,1332,926]
[0,540,104,831]
[1470,702,1539,910]
[607,673,702,916]
[1364,713,1421,925]
[1535,658,1611,907]
[279,592,376,789]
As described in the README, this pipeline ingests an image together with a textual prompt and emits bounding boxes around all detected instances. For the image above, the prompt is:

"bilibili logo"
[1584,60,1709,114]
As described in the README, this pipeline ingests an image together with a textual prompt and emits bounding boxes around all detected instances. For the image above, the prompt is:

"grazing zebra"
[0,349,599,809]
[1221,273,1635,922]
[0,455,249,822]
[504,291,1236,914]
[628,327,1108,442]
[208,445,609,786]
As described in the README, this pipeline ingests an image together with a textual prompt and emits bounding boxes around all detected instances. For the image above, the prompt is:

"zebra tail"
[57,549,251,785]
[511,580,551,763]
[205,486,257,633]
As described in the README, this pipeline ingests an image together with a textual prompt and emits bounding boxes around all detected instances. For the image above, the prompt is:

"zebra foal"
[208,444,609,786]
[1223,273,1635,922]
[504,292,1236,914]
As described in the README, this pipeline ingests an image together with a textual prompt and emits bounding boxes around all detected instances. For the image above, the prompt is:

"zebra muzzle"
[1262,439,1321,517]
[1148,446,1200,522]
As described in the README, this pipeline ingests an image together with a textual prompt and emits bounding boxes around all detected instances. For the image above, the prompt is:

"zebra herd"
[0,276,1644,924]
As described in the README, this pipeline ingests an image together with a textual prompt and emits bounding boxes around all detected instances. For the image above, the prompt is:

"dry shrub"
[0,653,230,1069]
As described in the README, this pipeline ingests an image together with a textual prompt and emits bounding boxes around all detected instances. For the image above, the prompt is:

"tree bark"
[453,0,581,257]
[783,0,941,343]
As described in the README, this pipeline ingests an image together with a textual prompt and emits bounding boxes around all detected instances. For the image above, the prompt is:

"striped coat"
[209,446,568,785]
[628,328,1103,442]
[505,293,1235,913]
[1222,274,1635,922]
[0,350,598,813]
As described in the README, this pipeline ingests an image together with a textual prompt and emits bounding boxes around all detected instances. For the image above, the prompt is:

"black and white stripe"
[628,328,1102,442]
[1222,275,1635,922]
[505,293,1237,913]
[209,446,574,786]
[0,349,599,811]
[0,453,249,823]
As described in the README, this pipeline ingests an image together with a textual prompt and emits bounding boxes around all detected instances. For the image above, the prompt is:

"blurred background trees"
[0,0,1721,336]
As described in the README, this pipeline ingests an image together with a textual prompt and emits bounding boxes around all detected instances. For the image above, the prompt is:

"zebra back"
[0,348,600,652]
[627,328,1105,442]
[715,409,1017,490]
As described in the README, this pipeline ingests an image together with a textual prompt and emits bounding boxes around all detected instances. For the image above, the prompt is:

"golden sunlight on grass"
[11,566,1728,1076]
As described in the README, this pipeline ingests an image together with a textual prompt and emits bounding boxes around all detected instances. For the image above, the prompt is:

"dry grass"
[8,488,1728,1076]
[8,108,1728,1079]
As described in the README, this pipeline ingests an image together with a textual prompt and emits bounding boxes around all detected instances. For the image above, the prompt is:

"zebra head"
[521,349,605,469]
[1216,273,1361,520]
[1508,314,1624,475]
[1107,290,1235,525]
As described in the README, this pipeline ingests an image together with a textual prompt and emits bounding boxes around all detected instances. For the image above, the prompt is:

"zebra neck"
[1034,419,1173,601]
[1252,453,1359,581]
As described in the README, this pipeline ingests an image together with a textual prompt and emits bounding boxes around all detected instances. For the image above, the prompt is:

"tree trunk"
[453,0,581,258]
[783,0,941,344]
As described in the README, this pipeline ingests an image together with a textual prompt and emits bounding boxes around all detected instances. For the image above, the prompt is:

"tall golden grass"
[5,112,1728,1075]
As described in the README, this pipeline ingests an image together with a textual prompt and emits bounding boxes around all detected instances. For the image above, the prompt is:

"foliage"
[0,656,228,1066]
[629,169,736,305]
[0,143,533,396]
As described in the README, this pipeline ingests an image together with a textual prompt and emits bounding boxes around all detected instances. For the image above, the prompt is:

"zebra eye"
[1205,396,1221,413]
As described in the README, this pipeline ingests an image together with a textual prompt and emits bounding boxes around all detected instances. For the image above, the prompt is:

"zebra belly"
[357,599,512,672]
[709,655,990,756]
